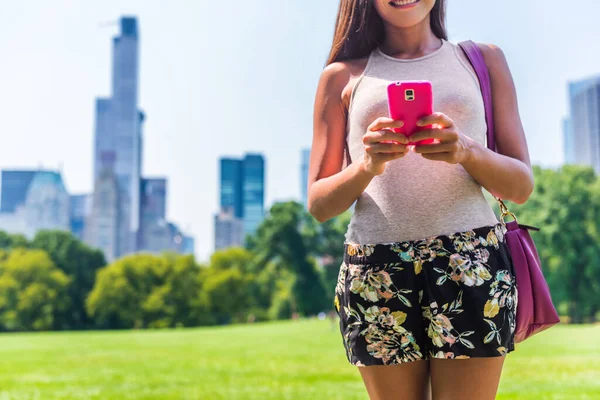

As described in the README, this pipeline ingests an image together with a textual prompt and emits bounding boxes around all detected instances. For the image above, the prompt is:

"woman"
[308,1,533,399]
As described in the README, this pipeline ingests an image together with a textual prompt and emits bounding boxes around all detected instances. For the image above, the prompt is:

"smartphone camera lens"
[405,89,415,101]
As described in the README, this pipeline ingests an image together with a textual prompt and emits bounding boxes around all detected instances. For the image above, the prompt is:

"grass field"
[0,319,599,400]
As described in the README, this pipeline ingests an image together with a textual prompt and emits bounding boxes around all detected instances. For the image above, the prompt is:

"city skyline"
[1,1,599,260]
[0,16,193,262]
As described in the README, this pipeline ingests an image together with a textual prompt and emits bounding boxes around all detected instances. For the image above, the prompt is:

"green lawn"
[0,320,598,399]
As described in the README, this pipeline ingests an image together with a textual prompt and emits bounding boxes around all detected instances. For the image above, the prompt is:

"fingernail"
[416,120,424,126]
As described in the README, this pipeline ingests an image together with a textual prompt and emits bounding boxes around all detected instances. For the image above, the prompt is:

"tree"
[500,166,600,323]
[0,231,29,249]
[304,211,352,303]
[86,253,206,329]
[0,249,70,331]
[208,246,255,274]
[200,264,251,324]
[247,201,329,317]
[202,247,265,323]
[31,230,106,329]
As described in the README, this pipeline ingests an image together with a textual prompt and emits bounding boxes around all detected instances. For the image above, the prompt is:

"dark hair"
[326,0,447,65]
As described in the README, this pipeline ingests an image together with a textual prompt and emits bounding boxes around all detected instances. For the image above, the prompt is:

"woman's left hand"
[410,112,475,165]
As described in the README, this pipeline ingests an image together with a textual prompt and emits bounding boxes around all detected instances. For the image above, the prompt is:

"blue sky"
[1,0,599,261]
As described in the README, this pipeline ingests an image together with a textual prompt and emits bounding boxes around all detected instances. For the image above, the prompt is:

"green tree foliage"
[496,165,600,323]
[303,211,352,308]
[86,253,206,329]
[0,232,29,249]
[0,249,70,331]
[31,230,106,329]
[200,247,265,323]
[247,201,329,317]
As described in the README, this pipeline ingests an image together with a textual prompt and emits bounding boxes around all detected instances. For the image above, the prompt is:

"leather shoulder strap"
[458,41,496,152]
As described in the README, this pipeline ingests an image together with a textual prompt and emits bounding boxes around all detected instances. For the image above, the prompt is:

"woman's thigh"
[358,360,431,400]
[430,357,505,400]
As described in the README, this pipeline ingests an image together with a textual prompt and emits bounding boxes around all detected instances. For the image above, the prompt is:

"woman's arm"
[412,44,534,204]
[308,61,407,222]
[308,61,375,223]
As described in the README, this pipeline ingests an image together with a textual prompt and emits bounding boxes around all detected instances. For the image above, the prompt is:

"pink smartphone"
[387,80,435,146]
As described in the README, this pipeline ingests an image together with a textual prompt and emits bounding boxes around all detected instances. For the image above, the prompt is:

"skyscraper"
[300,148,310,208]
[70,194,91,241]
[91,17,142,257]
[138,177,168,252]
[220,158,244,218]
[565,75,600,172]
[86,165,120,261]
[242,154,265,237]
[181,235,195,255]
[214,209,244,250]
[214,153,265,250]
[0,170,37,213]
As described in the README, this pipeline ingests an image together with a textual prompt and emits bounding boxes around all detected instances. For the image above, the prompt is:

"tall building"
[138,178,168,252]
[86,165,120,261]
[300,148,310,208]
[242,154,265,237]
[214,209,244,250]
[565,75,600,172]
[214,153,265,250]
[181,235,195,255]
[84,16,194,259]
[0,170,37,213]
[220,158,243,218]
[91,16,141,257]
[70,194,91,241]
[563,118,575,165]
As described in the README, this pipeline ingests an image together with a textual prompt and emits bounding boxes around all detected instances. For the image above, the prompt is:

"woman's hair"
[326,0,447,65]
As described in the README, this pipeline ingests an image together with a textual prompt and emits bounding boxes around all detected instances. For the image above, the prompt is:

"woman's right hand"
[362,117,409,176]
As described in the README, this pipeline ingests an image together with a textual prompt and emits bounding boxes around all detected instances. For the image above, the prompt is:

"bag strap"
[458,41,520,224]
[457,41,496,152]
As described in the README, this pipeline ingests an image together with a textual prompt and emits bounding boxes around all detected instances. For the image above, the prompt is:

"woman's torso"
[344,39,498,245]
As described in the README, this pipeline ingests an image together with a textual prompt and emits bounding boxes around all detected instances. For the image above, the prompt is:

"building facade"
[300,148,310,208]
[220,158,244,218]
[70,194,91,241]
[214,153,265,250]
[0,170,37,213]
[214,209,244,250]
[86,167,120,261]
[138,177,168,252]
[24,171,70,237]
[0,170,70,239]
[91,16,142,257]
[565,75,600,172]
[242,154,265,237]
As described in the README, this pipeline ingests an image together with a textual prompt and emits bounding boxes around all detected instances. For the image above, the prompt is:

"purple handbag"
[459,41,560,342]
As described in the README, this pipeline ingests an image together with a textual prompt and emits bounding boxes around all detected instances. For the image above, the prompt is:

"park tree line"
[0,165,599,331]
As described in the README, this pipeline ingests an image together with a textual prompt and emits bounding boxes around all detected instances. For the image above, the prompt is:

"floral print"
[334,223,517,367]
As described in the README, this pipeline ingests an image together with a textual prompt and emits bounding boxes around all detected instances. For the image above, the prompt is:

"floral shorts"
[334,223,517,367]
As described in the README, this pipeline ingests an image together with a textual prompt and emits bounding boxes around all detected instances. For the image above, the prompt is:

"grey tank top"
[344,39,498,245]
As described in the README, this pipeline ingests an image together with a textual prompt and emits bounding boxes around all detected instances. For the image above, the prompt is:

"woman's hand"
[362,117,409,176]
[410,112,474,165]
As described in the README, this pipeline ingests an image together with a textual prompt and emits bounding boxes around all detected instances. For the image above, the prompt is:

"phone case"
[387,81,434,146]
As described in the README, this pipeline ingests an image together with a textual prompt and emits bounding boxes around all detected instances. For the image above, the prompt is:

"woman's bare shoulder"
[320,57,370,110]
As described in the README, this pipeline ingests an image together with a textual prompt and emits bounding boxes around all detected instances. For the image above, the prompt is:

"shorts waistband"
[343,223,506,265]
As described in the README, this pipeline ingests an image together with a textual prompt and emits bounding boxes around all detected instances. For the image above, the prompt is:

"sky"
[0,0,599,261]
